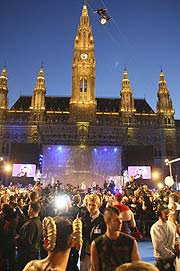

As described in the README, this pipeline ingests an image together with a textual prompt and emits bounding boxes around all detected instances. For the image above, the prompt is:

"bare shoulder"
[22,260,42,271]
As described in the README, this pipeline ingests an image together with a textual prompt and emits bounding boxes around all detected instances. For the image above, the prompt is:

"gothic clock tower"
[69,1,96,122]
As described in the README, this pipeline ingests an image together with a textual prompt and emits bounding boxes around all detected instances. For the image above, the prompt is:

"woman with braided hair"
[23,216,82,271]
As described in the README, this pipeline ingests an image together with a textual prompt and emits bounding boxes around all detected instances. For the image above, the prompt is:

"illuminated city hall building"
[0,2,180,186]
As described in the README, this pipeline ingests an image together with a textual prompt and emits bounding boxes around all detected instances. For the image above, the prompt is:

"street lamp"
[165,159,172,177]
[165,157,180,177]
[165,157,180,189]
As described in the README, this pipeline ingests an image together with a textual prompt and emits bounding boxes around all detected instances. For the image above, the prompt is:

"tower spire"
[30,66,46,111]
[120,68,135,125]
[156,69,174,125]
[0,66,8,110]
[70,2,96,122]
[1,65,7,77]
[120,67,135,112]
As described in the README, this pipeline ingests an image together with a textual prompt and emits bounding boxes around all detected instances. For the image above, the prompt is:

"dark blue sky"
[0,0,180,118]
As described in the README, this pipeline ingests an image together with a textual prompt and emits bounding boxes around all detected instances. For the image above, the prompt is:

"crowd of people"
[0,176,180,271]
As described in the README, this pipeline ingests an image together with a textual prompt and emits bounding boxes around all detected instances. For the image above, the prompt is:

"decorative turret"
[69,1,96,122]
[156,69,174,126]
[30,66,46,122]
[120,67,135,112]
[30,66,46,111]
[120,68,135,125]
[0,66,8,110]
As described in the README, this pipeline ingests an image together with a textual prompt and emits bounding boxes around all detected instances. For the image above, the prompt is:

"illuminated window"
[80,78,87,92]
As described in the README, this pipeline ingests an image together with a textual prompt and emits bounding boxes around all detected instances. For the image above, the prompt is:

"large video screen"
[12,164,36,178]
[42,145,122,186]
[128,166,151,179]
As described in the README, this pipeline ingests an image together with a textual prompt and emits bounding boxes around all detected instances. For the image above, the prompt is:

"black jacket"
[18,216,42,252]
[81,212,106,258]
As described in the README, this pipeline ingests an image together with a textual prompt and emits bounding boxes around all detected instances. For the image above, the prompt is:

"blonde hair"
[88,193,101,206]
[42,216,83,252]
[115,261,159,271]
[42,217,57,251]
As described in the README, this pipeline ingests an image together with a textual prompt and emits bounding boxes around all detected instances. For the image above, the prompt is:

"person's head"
[17,197,24,207]
[143,184,148,191]
[131,196,137,203]
[104,206,122,232]
[28,201,41,218]
[87,194,101,216]
[29,190,39,202]
[157,204,169,222]
[121,196,128,204]
[73,194,81,205]
[115,261,159,271]
[114,192,123,203]
[42,216,82,252]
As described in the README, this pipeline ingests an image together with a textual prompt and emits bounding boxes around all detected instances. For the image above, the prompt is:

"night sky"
[0,0,180,118]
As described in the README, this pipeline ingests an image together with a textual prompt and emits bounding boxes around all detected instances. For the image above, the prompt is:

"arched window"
[80,78,87,92]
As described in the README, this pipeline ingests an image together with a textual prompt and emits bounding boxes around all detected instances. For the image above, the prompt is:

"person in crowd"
[90,206,140,271]
[132,196,146,235]
[23,190,46,221]
[16,201,42,271]
[125,176,138,197]
[34,181,43,194]
[15,196,27,232]
[68,194,81,220]
[115,260,159,271]
[103,180,108,191]
[128,196,138,217]
[150,204,179,271]
[66,194,82,271]
[105,192,115,208]
[108,180,115,194]
[42,197,56,218]
[113,192,136,234]
[141,195,157,237]
[23,190,40,217]
[23,216,82,271]
[80,193,106,271]
[78,194,89,220]
[99,192,109,213]
[0,204,17,271]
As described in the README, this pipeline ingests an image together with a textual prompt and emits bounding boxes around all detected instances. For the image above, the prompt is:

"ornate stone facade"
[0,2,180,181]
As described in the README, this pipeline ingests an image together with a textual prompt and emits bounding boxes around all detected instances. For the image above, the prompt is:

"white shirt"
[150,219,176,260]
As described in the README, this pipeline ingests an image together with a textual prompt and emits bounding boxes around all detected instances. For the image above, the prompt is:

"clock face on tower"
[80,53,88,60]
